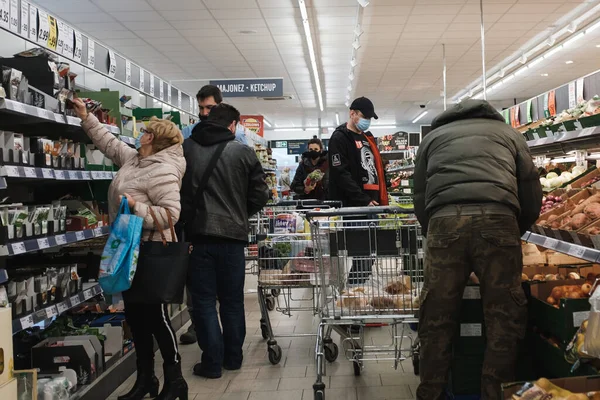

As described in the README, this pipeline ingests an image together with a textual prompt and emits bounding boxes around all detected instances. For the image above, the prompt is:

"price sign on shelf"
[75,231,85,241]
[108,50,117,78]
[37,237,50,250]
[93,227,103,237]
[37,9,49,45]
[167,83,172,104]
[57,302,68,314]
[82,171,91,180]
[73,30,82,62]
[125,60,131,85]
[46,306,58,319]
[20,315,34,329]
[20,1,29,38]
[543,237,559,249]
[4,165,19,177]
[178,90,182,109]
[55,234,67,245]
[84,289,93,300]
[11,242,26,255]
[87,39,95,68]
[47,15,57,50]
[41,168,53,179]
[70,295,80,306]
[149,74,155,95]
[0,0,9,30]
[29,4,36,40]
[568,245,586,259]
[68,170,78,180]
[9,0,18,33]
[159,80,164,100]
[36,107,48,119]
[54,170,65,180]
[24,167,36,178]
[11,101,26,114]
[56,19,65,54]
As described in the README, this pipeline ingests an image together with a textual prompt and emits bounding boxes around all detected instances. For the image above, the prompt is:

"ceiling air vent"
[261,95,293,101]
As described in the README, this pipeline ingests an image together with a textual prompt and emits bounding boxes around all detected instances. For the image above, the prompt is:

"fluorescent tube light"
[503,74,515,83]
[412,111,428,124]
[370,125,399,129]
[274,128,304,132]
[527,57,544,69]
[264,119,272,128]
[473,92,484,100]
[335,112,340,125]
[563,31,585,47]
[587,20,600,34]
[544,45,563,58]
[350,58,358,67]
[298,0,324,112]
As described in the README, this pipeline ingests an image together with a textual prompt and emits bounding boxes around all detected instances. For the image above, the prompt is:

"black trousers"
[124,301,181,366]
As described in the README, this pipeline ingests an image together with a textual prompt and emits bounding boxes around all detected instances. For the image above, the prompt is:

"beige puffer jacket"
[81,115,186,242]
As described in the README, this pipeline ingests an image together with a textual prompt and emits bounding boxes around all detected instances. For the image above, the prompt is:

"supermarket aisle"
[108,276,419,400]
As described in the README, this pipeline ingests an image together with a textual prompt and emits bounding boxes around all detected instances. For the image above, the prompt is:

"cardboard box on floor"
[502,376,600,399]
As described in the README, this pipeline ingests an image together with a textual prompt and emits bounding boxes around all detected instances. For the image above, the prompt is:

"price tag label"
[47,15,57,50]
[575,120,584,130]
[84,289,93,300]
[54,113,64,123]
[20,1,28,38]
[178,90,182,109]
[9,0,18,33]
[81,171,91,180]
[401,180,409,187]
[139,68,145,91]
[41,168,54,179]
[20,315,34,329]
[403,188,412,194]
[46,306,58,319]
[125,60,131,85]
[4,165,19,177]
[54,170,65,180]
[75,231,85,241]
[579,127,595,138]
[167,83,172,104]
[159,79,164,100]
[568,244,586,259]
[24,167,36,178]
[56,19,65,54]
[73,30,82,62]
[68,170,78,180]
[37,9,49,45]
[37,237,50,249]
[55,234,67,245]
[11,242,26,255]
[532,131,540,140]
[0,0,9,30]
[29,4,36,39]
[93,227,103,237]
[70,295,80,306]
[90,171,101,180]
[149,74,155,95]
[108,50,117,77]
[11,100,26,114]
[543,237,559,249]
[87,39,95,68]
[57,302,68,314]
[64,25,74,58]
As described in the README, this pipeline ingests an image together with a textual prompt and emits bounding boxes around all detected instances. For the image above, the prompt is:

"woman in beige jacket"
[73,99,188,400]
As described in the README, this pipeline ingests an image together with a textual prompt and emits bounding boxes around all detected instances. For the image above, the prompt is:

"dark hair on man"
[196,85,223,104]
[308,135,323,149]
[207,103,240,128]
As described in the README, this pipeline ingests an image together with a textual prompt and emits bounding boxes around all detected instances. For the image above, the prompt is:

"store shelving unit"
[522,231,596,262]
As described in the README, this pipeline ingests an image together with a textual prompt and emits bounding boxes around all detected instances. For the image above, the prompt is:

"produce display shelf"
[386,164,415,172]
[390,189,413,195]
[526,126,600,156]
[0,98,120,134]
[12,283,102,334]
[522,231,600,263]
[0,226,110,257]
[0,166,115,182]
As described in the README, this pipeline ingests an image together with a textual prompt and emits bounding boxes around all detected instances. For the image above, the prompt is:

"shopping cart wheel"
[260,321,269,340]
[266,296,276,311]
[353,359,361,376]
[271,288,281,297]
[324,343,339,363]
[268,344,283,365]
[313,382,326,400]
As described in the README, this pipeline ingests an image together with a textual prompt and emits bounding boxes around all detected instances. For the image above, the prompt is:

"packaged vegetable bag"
[98,197,143,294]
[304,169,324,188]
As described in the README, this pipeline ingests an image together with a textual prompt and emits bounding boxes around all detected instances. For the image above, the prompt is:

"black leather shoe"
[156,363,188,400]
[193,363,222,379]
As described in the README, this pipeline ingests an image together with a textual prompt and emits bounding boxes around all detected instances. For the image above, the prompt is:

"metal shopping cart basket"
[256,200,341,365]
[306,206,424,400]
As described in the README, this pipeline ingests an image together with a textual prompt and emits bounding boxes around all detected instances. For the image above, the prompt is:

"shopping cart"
[256,200,341,365]
[306,206,424,400]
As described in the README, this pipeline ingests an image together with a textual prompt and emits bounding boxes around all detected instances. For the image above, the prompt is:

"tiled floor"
[109,276,420,400]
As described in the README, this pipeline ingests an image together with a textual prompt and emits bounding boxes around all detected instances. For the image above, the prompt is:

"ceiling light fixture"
[563,31,585,47]
[298,0,324,112]
[335,112,340,125]
[354,25,364,37]
[264,119,272,128]
[357,0,369,7]
[587,20,600,33]
[350,58,358,67]
[345,100,350,107]
[352,39,361,50]
[543,44,563,58]
[527,57,544,69]
[541,73,549,77]
[566,60,574,64]
[348,72,355,81]
[412,111,428,124]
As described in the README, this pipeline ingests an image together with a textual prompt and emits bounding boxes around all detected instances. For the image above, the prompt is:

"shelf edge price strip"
[70,295,80,307]
[57,302,69,314]
[75,231,86,241]
[20,315,34,330]
[542,237,559,249]
[567,244,587,259]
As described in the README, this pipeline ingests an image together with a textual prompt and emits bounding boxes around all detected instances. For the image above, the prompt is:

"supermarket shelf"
[0,166,115,182]
[522,231,600,263]
[526,126,600,156]
[0,226,110,257]
[386,165,415,172]
[12,283,102,334]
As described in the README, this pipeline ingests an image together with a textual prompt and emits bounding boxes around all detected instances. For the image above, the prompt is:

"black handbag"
[123,209,190,304]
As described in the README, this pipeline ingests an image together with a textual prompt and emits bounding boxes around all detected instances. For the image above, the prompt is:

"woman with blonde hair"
[72,99,188,400]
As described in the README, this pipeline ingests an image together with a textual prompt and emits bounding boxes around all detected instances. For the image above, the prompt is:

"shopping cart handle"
[273,200,343,209]
[305,205,414,219]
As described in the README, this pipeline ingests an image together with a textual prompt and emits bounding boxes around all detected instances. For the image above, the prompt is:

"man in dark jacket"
[180,103,269,379]
[414,100,542,400]
[328,97,388,207]
[291,136,329,201]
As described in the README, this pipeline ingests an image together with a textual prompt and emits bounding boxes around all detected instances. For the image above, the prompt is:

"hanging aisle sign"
[28,4,36,39]
[9,0,18,33]
[527,100,533,124]
[64,25,74,57]
[125,60,131,85]
[47,15,57,50]
[209,78,283,98]
[167,83,172,104]
[569,82,576,108]
[0,0,9,30]
[73,30,82,62]
[20,1,28,38]
[108,50,116,78]
[178,90,182,109]
[87,39,95,68]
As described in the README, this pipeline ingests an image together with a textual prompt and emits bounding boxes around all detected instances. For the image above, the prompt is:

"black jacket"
[414,100,542,236]
[291,151,329,201]
[328,124,382,206]
[180,121,270,242]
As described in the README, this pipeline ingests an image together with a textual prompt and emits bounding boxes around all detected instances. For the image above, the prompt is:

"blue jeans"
[188,239,246,373]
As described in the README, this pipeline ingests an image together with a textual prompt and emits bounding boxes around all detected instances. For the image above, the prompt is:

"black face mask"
[308,150,321,160]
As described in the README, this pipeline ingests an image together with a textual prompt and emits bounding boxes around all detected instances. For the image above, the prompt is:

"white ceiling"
[32,0,600,128]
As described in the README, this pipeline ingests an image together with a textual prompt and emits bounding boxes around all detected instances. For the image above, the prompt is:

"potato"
[551,286,564,299]
[585,202,600,220]
[521,273,529,282]
[532,274,545,281]
[570,213,591,230]
[582,283,592,295]
[547,296,556,305]
[568,291,582,299]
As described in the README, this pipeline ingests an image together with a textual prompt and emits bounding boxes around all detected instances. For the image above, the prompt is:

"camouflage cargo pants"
[416,205,528,400]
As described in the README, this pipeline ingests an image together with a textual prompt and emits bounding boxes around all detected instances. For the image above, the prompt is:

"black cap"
[350,97,378,120]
